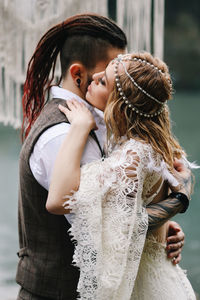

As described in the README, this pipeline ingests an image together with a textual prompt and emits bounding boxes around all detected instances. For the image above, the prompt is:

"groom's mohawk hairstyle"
[21,14,127,141]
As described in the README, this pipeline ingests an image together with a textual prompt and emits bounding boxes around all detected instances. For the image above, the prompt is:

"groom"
[17,14,189,300]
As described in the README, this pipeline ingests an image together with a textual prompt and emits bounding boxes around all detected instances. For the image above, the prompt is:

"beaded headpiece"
[114,54,170,118]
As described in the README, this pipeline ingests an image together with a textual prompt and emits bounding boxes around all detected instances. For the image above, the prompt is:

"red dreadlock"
[21,14,127,141]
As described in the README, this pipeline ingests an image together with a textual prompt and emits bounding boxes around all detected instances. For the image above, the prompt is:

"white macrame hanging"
[0,0,164,129]
[0,0,107,128]
[153,0,165,59]
[117,0,165,57]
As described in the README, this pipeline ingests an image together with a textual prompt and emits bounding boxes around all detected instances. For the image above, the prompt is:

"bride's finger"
[58,104,70,116]
[79,101,87,108]
[70,98,82,108]
[66,100,76,109]
[71,99,88,111]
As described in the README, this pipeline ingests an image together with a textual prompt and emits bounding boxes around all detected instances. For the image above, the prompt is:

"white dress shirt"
[29,86,106,223]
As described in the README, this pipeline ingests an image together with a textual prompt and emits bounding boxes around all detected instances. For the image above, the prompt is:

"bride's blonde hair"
[104,52,185,170]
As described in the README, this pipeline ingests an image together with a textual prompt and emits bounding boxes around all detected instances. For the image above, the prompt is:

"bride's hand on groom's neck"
[59,99,98,132]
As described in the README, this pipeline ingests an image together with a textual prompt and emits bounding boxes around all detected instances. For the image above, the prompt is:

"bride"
[46,52,196,299]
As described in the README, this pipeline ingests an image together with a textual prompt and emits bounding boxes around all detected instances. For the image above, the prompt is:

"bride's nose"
[92,74,99,84]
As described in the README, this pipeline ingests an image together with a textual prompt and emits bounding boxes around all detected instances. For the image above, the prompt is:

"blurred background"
[0,0,199,299]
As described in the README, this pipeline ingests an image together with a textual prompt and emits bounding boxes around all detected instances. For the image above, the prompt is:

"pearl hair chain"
[114,54,171,118]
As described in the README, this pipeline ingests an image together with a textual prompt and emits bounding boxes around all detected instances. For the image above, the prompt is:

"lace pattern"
[132,236,196,300]
[65,139,152,299]
[64,138,194,299]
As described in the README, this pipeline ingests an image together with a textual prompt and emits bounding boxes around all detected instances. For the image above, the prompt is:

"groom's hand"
[166,221,185,264]
[170,159,192,199]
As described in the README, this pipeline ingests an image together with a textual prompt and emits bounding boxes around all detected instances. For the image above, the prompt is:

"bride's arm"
[46,100,97,215]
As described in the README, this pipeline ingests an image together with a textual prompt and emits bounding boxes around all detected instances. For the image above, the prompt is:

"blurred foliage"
[164,0,200,90]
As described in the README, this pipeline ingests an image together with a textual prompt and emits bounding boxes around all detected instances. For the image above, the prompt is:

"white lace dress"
[66,138,196,300]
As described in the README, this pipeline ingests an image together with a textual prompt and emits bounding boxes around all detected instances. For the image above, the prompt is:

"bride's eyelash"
[98,78,106,85]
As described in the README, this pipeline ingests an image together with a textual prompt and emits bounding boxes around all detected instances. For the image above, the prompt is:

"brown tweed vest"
[16,98,84,299]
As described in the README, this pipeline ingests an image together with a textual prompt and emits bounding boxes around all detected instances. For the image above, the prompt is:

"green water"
[168,91,200,294]
[0,91,199,299]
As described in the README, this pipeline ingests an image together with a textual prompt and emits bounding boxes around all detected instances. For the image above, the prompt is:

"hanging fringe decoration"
[117,0,151,53]
[0,0,107,128]
[153,0,165,59]
[117,0,165,58]
[0,0,164,129]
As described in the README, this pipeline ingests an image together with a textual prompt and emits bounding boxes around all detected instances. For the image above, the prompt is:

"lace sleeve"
[65,140,149,300]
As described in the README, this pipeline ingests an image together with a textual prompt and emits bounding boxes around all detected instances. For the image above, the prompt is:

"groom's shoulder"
[30,98,68,131]
[21,98,69,155]
[41,98,67,119]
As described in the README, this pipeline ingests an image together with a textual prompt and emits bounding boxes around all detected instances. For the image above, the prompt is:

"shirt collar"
[51,86,92,110]
[50,86,105,125]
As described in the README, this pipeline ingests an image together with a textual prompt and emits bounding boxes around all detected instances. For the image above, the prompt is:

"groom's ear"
[69,63,88,86]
